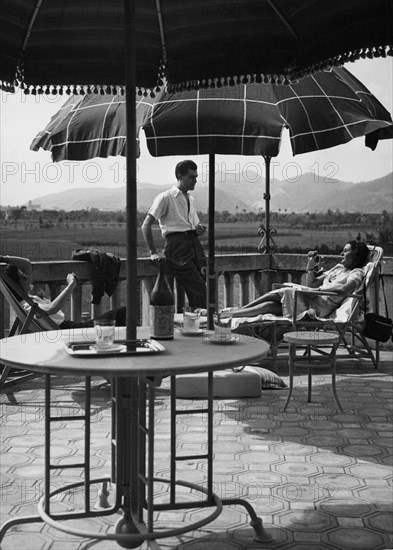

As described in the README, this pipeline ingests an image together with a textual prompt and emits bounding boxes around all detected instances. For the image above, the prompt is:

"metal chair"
[291,245,383,369]
[233,245,384,369]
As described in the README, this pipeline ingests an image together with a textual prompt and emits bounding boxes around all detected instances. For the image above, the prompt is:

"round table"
[0,327,271,547]
[283,331,342,412]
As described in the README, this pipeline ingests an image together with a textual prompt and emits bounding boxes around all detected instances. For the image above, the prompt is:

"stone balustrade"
[1,253,392,338]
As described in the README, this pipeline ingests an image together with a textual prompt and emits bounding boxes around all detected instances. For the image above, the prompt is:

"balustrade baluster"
[109,286,121,311]
[141,277,154,328]
[239,272,250,306]
[223,272,235,308]
[70,284,82,322]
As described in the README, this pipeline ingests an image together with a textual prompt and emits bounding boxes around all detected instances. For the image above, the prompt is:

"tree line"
[2,207,392,254]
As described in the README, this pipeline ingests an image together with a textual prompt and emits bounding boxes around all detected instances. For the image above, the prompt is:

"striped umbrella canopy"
[32,66,393,251]
[31,94,154,161]
[2,1,392,95]
[143,68,393,159]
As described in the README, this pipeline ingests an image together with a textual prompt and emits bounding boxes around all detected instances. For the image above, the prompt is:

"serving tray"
[64,339,165,357]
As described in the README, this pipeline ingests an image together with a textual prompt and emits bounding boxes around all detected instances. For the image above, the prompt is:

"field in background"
[0,222,374,262]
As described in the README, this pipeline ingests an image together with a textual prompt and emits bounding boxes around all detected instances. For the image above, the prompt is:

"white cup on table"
[94,319,116,349]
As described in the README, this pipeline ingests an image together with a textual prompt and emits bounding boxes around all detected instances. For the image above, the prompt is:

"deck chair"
[233,245,383,369]
[291,245,383,368]
[0,273,59,390]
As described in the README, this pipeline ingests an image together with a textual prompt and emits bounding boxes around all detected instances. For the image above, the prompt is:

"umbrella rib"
[155,0,168,64]
[241,85,247,156]
[196,90,200,155]
[21,0,44,53]
[148,101,159,157]
[265,0,299,39]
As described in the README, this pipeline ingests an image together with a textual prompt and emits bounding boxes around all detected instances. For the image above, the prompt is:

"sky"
[0,57,392,207]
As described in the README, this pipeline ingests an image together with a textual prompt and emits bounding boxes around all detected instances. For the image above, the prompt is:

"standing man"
[141,160,207,308]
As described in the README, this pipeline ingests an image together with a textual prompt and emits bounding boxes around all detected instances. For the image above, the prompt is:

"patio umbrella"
[31,66,393,250]
[1,1,392,94]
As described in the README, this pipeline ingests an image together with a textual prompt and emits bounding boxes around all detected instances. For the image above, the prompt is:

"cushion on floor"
[244,366,287,389]
[175,366,287,398]
[175,368,262,399]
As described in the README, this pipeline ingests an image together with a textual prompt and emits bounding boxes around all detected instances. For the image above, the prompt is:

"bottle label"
[150,305,175,339]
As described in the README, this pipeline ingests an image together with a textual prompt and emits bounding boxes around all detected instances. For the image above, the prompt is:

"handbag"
[361,269,392,342]
[362,313,392,342]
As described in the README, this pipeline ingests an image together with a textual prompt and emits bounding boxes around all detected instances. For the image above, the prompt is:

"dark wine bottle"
[150,259,175,340]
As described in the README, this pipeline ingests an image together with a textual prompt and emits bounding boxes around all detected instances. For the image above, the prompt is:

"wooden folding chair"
[0,273,59,390]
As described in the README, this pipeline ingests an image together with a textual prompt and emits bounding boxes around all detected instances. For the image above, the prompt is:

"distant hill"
[20,171,393,213]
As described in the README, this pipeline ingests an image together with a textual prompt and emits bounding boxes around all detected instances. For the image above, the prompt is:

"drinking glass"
[213,311,232,340]
[183,307,201,332]
[94,319,116,349]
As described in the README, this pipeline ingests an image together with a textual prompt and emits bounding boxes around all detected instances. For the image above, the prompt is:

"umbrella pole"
[125,0,138,343]
[207,154,215,329]
[258,155,276,254]
[264,155,271,254]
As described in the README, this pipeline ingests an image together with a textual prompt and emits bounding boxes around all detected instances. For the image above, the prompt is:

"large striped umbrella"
[32,65,393,251]
[2,1,392,95]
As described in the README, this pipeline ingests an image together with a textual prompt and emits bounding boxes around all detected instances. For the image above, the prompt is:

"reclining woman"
[1,256,125,328]
[228,240,370,321]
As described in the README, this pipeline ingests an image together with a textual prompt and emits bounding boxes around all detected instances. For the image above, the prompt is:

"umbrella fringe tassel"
[2,44,391,95]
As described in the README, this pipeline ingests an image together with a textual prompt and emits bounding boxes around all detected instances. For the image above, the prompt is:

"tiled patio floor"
[1,351,392,550]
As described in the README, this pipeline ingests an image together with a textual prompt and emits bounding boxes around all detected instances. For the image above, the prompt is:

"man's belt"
[166,230,197,237]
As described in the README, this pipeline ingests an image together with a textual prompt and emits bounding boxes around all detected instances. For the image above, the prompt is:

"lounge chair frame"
[292,245,383,368]
[0,273,59,390]
[234,245,383,369]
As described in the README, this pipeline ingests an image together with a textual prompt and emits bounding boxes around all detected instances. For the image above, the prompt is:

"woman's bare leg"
[238,290,281,309]
[230,291,283,318]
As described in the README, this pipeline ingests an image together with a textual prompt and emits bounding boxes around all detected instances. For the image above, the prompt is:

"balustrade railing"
[1,253,392,339]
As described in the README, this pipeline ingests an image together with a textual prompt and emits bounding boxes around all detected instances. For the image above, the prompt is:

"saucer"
[90,344,127,354]
[206,334,239,345]
[178,328,203,336]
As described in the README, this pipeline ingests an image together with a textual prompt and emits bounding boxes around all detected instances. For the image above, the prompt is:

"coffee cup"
[94,319,116,349]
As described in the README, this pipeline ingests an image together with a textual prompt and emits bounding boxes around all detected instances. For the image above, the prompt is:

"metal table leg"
[1,372,272,547]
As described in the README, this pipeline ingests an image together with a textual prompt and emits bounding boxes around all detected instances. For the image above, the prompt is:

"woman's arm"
[320,278,357,295]
[305,270,326,288]
[37,274,78,315]
[305,254,325,288]
[0,255,33,283]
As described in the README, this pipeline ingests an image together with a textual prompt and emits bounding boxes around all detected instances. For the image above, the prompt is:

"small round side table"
[283,331,343,411]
